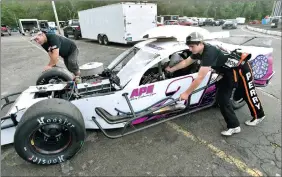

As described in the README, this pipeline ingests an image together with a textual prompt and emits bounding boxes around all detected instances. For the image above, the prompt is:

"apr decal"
[130,85,156,100]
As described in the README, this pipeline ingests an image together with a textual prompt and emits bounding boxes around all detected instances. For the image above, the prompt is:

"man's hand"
[165,66,174,73]
[44,65,53,71]
[179,91,190,101]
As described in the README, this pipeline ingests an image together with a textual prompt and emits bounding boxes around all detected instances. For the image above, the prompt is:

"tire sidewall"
[14,113,85,165]
[36,67,73,85]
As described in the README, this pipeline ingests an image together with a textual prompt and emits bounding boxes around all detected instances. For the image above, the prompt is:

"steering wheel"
[162,62,174,78]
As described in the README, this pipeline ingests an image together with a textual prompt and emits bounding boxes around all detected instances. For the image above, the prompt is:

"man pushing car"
[31,30,81,83]
[165,32,265,136]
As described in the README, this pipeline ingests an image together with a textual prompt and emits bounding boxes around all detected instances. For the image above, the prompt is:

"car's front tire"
[14,98,86,165]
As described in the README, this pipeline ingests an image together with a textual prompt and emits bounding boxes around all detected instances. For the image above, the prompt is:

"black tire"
[98,34,103,45]
[36,67,73,85]
[214,88,246,110]
[14,98,86,165]
[64,32,69,38]
[74,31,79,40]
[230,88,246,110]
[103,35,109,45]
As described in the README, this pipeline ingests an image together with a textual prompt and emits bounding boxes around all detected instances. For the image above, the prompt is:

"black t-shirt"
[41,34,77,58]
[190,43,229,73]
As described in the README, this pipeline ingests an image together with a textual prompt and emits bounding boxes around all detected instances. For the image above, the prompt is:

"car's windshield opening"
[111,47,158,87]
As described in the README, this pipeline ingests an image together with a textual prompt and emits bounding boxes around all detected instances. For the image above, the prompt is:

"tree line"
[1,0,275,27]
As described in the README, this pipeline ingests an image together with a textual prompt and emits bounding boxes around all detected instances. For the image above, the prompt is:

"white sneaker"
[221,127,241,136]
[245,116,265,126]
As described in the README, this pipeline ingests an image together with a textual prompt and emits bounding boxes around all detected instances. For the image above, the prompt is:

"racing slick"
[31,31,81,83]
[165,32,265,136]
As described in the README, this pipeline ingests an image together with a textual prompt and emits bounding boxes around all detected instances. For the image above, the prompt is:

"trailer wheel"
[36,67,73,85]
[14,98,86,165]
[103,35,109,45]
[98,35,103,45]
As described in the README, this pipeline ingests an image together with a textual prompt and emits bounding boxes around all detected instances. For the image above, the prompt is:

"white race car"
[1,26,275,165]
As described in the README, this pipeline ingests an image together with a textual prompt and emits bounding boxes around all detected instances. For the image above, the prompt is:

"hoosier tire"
[14,98,86,165]
[36,67,73,85]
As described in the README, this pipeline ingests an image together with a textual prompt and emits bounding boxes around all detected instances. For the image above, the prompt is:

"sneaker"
[221,127,241,136]
[74,76,82,84]
[245,116,265,126]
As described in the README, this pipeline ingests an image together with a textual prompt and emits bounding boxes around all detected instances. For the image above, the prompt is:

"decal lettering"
[248,81,254,89]
[42,159,46,164]
[58,155,65,163]
[130,85,155,99]
[246,72,252,81]
[225,58,239,68]
[37,117,45,125]
[37,158,41,164]
[47,160,52,164]
[245,72,262,111]
[250,90,256,97]
[37,117,75,128]
[255,103,261,109]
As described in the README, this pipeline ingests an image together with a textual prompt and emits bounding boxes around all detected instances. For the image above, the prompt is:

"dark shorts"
[63,48,79,74]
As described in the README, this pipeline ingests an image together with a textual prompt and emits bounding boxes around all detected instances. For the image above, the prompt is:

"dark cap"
[186,32,204,45]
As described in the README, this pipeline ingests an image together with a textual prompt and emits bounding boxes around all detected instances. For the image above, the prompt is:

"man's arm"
[47,48,59,67]
[168,56,196,72]
[183,66,211,95]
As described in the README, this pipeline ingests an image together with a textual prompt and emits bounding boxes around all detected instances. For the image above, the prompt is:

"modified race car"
[1,26,275,165]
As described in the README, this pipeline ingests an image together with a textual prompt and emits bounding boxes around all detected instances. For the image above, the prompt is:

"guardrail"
[246,25,282,37]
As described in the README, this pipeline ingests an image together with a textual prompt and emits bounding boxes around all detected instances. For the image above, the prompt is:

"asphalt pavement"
[1,26,281,176]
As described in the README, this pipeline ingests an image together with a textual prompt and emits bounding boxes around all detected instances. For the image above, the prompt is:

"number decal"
[165,76,194,97]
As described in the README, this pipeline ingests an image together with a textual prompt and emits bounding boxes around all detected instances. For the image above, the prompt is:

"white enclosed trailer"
[78,2,157,45]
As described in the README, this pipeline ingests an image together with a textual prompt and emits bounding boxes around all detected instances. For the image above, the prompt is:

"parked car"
[164,20,179,25]
[178,19,198,26]
[1,24,11,36]
[222,20,237,29]
[203,18,216,26]
[63,19,81,40]
[215,19,225,26]
[271,17,282,28]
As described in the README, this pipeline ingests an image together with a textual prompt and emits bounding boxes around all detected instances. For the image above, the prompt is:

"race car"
[1,26,275,165]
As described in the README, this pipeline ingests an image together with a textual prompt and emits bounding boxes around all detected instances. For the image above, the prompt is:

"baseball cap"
[186,32,204,45]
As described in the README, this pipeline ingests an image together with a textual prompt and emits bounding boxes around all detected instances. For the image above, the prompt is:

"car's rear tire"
[36,67,74,85]
[214,88,246,110]
[14,98,86,165]
[230,88,246,109]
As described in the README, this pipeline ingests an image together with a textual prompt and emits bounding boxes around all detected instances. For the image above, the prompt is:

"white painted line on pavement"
[241,26,281,40]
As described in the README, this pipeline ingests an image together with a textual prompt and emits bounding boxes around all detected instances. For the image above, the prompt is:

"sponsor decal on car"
[130,85,156,100]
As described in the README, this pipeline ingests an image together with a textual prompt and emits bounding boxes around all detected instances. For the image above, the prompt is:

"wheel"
[103,35,109,45]
[98,35,103,45]
[64,31,69,38]
[14,98,86,165]
[36,67,74,85]
[74,31,79,40]
[230,88,246,110]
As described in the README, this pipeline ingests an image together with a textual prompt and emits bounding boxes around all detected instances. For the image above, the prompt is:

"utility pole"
[51,0,61,35]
